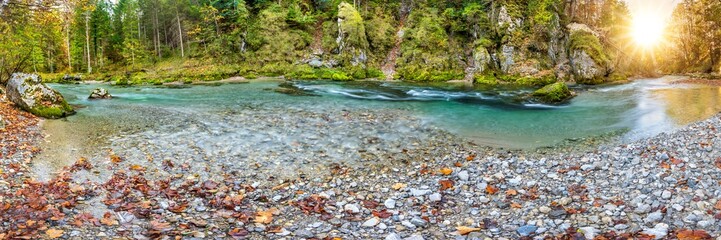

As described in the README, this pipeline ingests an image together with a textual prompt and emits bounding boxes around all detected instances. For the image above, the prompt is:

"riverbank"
[2,82,720,238]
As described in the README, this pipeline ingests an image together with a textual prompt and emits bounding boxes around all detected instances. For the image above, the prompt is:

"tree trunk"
[85,12,92,74]
[66,23,72,71]
[177,9,184,58]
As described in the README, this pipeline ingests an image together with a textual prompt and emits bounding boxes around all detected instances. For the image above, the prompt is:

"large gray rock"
[5,73,74,119]
[89,88,112,99]
[567,24,608,84]
[570,50,605,83]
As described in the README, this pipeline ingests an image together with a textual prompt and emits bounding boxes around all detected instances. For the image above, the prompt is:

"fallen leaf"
[100,212,118,226]
[466,155,476,161]
[439,168,453,175]
[110,155,123,163]
[150,220,172,232]
[228,228,249,237]
[372,209,392,218]
[676,229,712,240]
[46,229,64,239]
[454,162,462,167]
[715,200,721,210]
[671,158,683,165]
[715,158,721,169]
[486,185,499,195]
[392,183,407,190]
[130,165,146,171]
[510,202,522,208]
[271,182,289,191]
[439,179,454,191]
[457,226,481,235]
[505,189,518,196]
[660,161,670,169]
[254,209,275,224]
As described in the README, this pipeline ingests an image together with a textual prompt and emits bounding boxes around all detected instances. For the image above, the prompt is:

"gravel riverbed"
[1,92,720,239]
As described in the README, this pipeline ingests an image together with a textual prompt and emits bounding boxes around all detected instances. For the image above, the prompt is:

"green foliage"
[473,73,499,86]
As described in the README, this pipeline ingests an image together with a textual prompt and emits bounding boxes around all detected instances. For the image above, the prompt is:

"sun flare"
[631,12,666,47]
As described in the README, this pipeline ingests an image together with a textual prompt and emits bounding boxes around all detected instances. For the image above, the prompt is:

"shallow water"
[43,77,721,151]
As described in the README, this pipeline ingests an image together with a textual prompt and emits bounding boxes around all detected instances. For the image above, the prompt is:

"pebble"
[294,229,314,238]
[428,193,442,202]
[385,199,396,209]
[458,171,469,181]
[362,217,380,227]
[344,204,360,213]
[517,225,537,236]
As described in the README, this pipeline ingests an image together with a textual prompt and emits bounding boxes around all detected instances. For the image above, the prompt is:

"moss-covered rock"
[532,82,573,103]
[568,25,609,84]
[6,73,75,119]
[337,2,369,66]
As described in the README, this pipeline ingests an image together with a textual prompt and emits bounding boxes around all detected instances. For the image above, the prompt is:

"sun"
[631,12,666,47]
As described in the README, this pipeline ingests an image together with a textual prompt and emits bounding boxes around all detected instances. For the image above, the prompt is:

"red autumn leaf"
[150,220,172,232]
[439,179,454,191]
[676,229,712,240]
[229,228,249,237]
[486,185,499,195]
[372,209,392,218]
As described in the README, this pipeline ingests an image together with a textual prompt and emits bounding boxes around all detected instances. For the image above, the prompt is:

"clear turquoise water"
[50,77,721,149]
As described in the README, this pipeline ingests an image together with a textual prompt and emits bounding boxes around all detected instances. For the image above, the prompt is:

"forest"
[0,0,719,85]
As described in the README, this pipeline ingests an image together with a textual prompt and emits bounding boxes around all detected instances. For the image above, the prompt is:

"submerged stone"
[5,73,74,119]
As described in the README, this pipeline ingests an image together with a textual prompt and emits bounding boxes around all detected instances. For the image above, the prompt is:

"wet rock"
[89,88,112,99]
[5,73,74,118]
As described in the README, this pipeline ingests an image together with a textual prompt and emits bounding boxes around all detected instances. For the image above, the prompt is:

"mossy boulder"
[568,24,609,84]
[532,82,573,103]
[337,2,368,66]
[5,73,75,119]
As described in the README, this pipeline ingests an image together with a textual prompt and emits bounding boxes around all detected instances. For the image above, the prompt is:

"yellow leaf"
[439,168,453,175]
[130,165,146,171]
[254,208,276,224]
[392,183,407,190]
[456,226,481,235]
[46,229,64,239]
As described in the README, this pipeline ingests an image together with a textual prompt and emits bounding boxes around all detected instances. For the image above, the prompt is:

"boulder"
[567,24,609,84]
[89,88,112,99]
[5,73,74,119]
[532,82,573,103]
